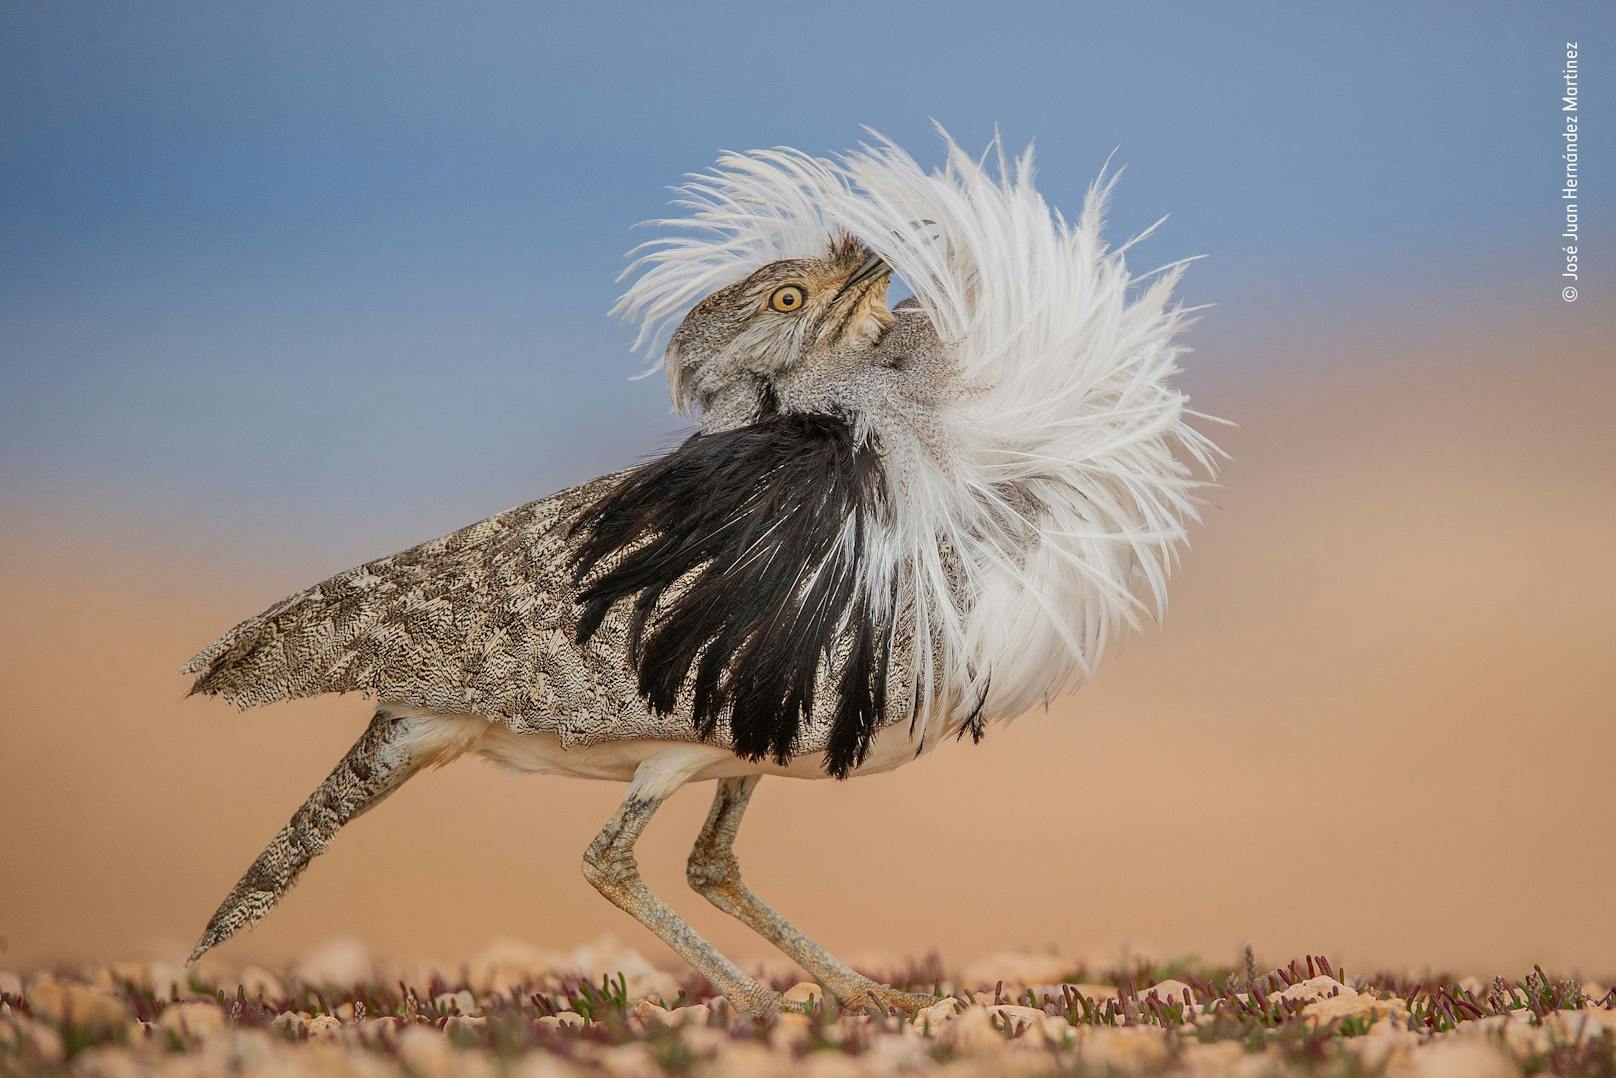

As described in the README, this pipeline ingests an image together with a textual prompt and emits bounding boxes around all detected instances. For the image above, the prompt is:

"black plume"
[569,412,895,777]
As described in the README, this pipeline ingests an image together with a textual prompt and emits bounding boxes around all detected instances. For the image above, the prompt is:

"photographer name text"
[1561,41,1580,302]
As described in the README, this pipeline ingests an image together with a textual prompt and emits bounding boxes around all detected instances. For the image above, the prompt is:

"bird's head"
[664,236,897,422]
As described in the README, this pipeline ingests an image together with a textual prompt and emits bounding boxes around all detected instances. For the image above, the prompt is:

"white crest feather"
[616,126,1221,741]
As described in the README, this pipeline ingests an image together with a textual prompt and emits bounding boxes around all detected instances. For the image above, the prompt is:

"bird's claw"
[842,984,939,1017]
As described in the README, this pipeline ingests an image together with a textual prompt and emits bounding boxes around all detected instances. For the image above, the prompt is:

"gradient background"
[3,3,1612,979]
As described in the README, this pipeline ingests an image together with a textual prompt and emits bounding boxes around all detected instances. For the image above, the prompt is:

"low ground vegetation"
[3,941,1612,1075]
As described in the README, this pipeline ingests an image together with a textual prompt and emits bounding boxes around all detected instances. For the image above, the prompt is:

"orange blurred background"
[5,296,1612,980]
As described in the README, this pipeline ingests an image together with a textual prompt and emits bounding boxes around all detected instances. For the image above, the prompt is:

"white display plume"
[616,126,1222,742]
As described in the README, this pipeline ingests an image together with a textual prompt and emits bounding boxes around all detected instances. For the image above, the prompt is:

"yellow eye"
[768,285,806,313]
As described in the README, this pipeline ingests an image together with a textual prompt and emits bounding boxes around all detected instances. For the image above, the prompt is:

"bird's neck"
[697,376,780,434]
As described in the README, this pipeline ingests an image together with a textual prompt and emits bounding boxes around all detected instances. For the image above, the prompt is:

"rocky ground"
[2,939,1612,1076]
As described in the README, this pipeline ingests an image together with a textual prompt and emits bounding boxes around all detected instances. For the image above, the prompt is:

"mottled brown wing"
[183,473,626,724]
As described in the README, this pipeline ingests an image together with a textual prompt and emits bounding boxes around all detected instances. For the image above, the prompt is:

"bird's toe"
[868,985,939,1015]
[830,982,938,1016]
[718,987,791,1021]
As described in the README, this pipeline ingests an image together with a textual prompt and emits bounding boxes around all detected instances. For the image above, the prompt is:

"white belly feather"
[392,707,957,797]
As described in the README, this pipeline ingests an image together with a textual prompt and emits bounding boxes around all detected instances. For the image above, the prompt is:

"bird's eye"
[768,285,806,313]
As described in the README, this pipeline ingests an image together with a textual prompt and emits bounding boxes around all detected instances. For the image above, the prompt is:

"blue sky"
[1,1,1604,552]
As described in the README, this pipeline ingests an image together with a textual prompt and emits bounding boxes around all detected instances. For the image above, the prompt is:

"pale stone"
[937,1005,1008,1054]
[271,1010,308,1035]
[25,977,127,1031]
[1346,1025,1423,1073]
[1,1015,65,1063]
[157,1000,227,1038]
[537,1010,587,1030]
[767,1010,813,1052]
[1302,988,1409,1028]
[1034,1013,1075,1045]
[1077,1026,1173,1071]
[794,1051,869,1077]
[631,999,673,1028]
[64,1044,145,1078]
[434,989,478,1014]
[0,970,20,997]
[1454,1011,1538,1051]
[676,1024,734,1056]
[396,1024,452,1071]
[1140,978,1195,1003]
[294,936,372,985]
[808,1012,865,1047]
[597,1042,661,1077]
[1543,1006,1616,1041]
[304,1013,343,1038]
[1394,1037,1518,1078]
[1176,1040,1251,1076]
[861,1029,931,1071]
[1277,975,1356,1005]
[271,1041,350,1075]
[444,1014,487,1034]
[429,1046,500,1078]
[692,1041,778,1076]
[666,1003,712,1026]
[219,1028,280,1070]
[511,1053,592,1077]
[984,1003,1047,1036]
[782,981,823,1007]
[912,995,966,1029]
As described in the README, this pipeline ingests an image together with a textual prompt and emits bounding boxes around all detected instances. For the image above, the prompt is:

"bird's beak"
[832,250,892,301]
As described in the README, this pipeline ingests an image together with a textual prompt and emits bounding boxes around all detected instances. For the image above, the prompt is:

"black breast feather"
[568,412,893,778]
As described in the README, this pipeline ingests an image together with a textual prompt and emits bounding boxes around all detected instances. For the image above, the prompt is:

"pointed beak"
[832,250,891,301]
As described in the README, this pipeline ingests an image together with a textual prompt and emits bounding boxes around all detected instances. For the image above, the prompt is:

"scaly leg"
[582,761,789,1019]
[189,711,425,963]
[686,775,936,1014]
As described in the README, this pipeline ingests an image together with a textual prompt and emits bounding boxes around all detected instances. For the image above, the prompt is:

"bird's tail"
[188,711,427,964]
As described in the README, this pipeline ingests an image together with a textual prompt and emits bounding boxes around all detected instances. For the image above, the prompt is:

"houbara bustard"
[183,129,1218,1018]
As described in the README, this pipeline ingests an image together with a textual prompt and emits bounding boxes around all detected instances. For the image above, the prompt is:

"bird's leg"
[686,776,937,1015]
[582,778,790,1020]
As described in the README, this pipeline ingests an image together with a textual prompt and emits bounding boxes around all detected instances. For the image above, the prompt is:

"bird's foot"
[777,995,814,1016]
[718,988,811,1021]
[839,982,939,1017]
